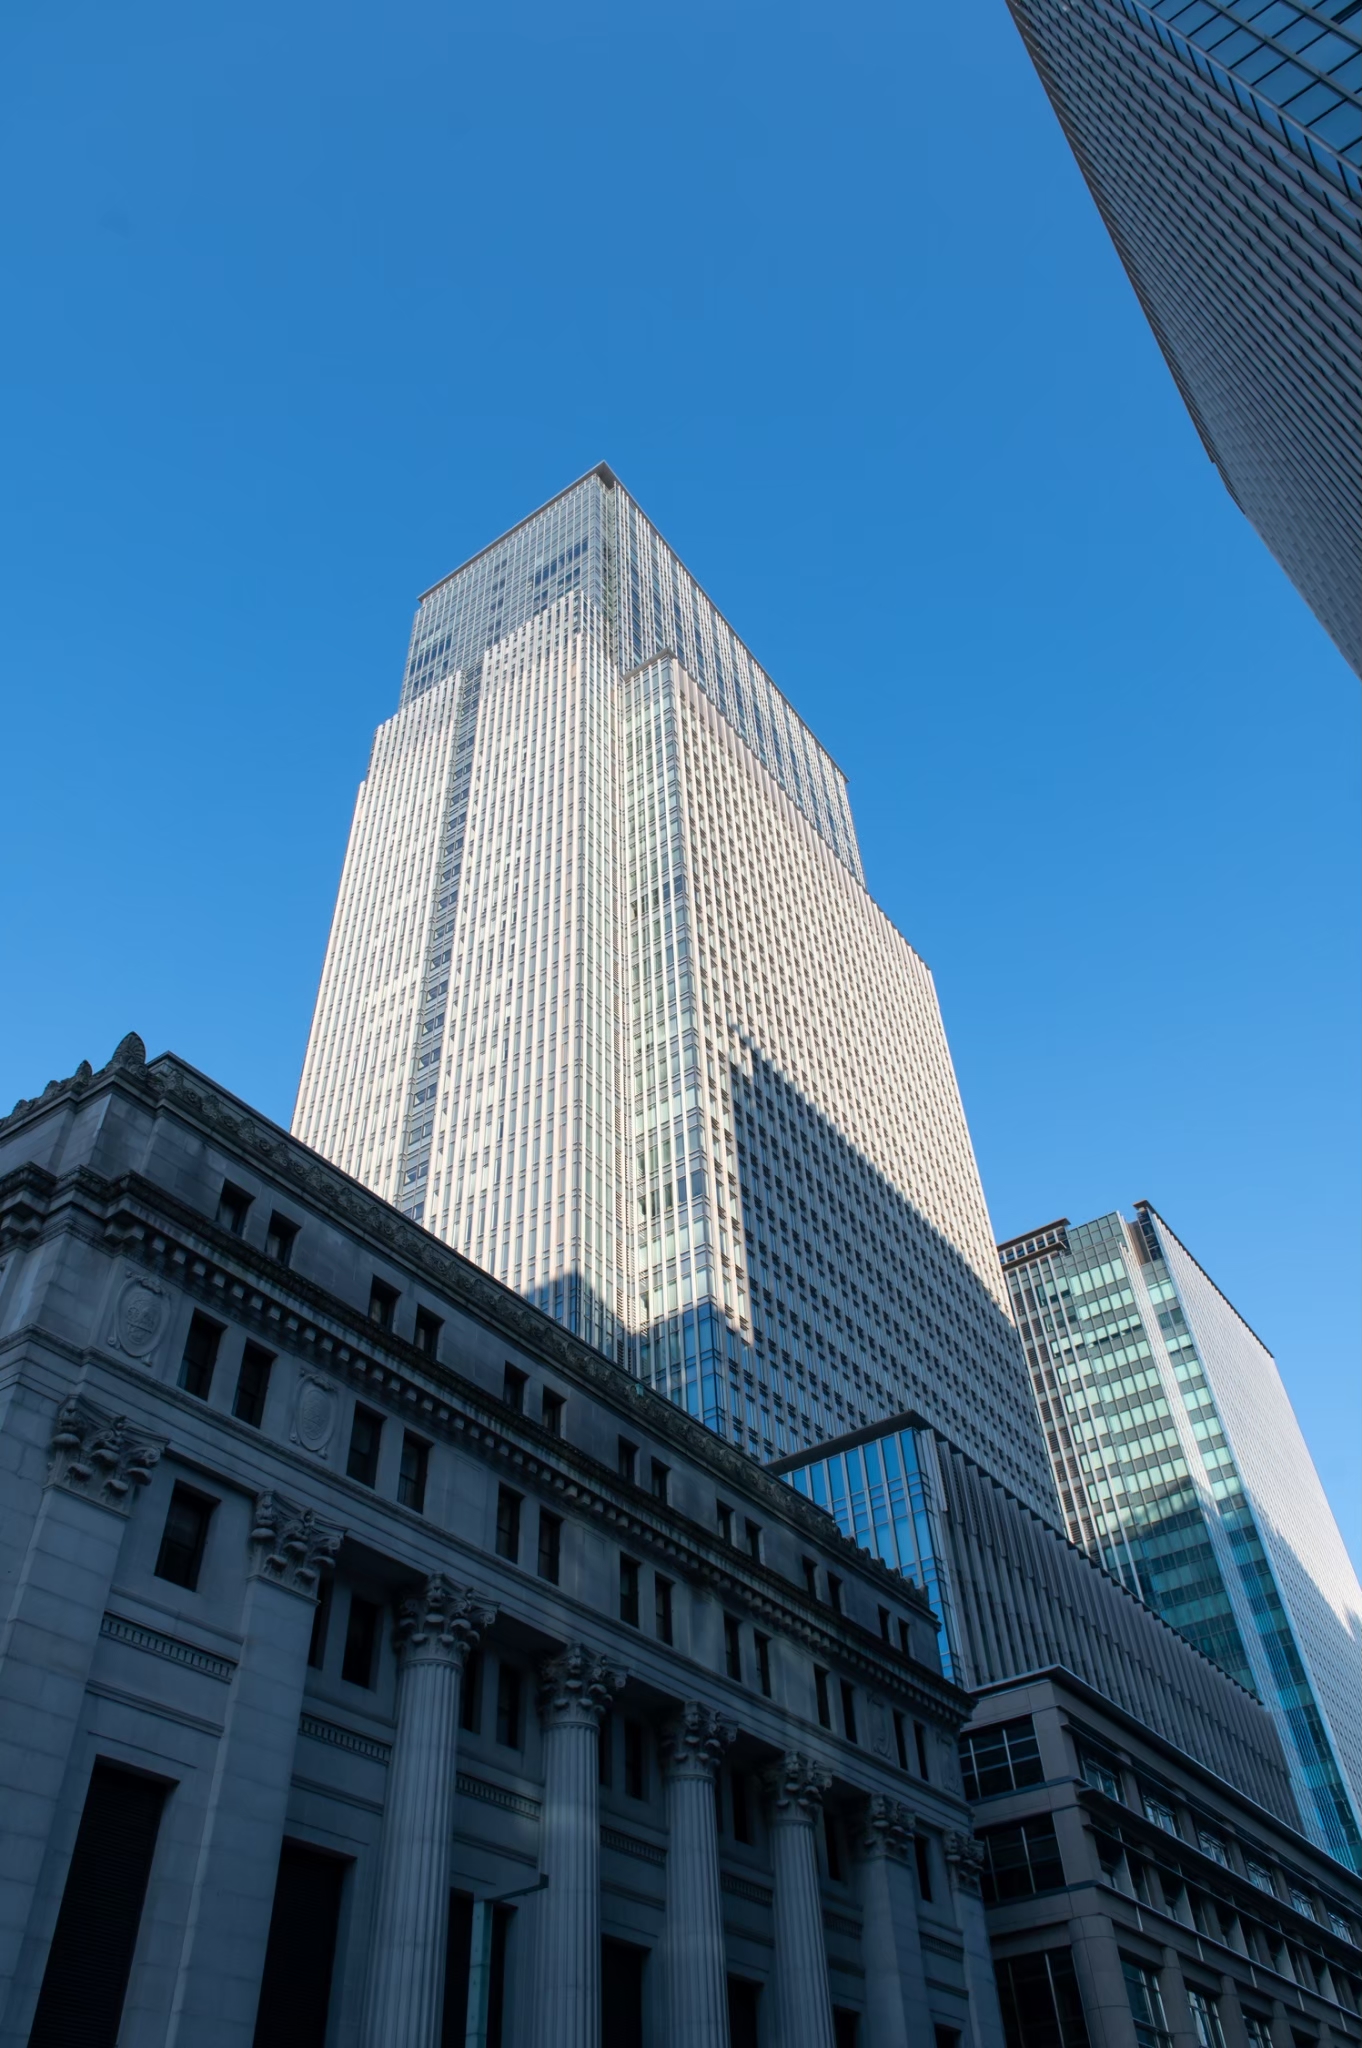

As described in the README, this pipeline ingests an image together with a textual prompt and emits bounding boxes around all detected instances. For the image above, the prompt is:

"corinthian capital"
[537,1642,626,1728]
[856,1793,915,1862]
[396,1575,496,1668]
[48,1395,166,1516]
[248,1491,345,1597]
[762,1750,832,1825]
[944,1831,987,1894]
[659,1701,736,1781]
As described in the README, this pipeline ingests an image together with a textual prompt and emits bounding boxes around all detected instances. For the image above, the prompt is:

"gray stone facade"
[0,1035,1002,2048]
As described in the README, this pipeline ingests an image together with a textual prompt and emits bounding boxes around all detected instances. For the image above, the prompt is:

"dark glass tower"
[1006,0,1361,674]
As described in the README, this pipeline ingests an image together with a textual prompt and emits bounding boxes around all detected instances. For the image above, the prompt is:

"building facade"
[0,1033,1009,2048]
[999,1210,1362,1872]
[294,467,1048,1519]
[1002,0,1361,674]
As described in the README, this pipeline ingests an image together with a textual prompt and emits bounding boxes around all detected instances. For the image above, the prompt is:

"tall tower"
[295,467,1051,1515]
[1000,1204,1362,1867]
[1004,0,1361,675]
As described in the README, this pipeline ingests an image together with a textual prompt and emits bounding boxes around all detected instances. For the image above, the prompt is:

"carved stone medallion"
[109,1272,169,1360]
[291,1373,339,1455]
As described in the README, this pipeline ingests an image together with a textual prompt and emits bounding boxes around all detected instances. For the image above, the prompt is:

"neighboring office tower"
[999,1204,1362,1869]
[295,466,1051,1514]
[1003,0,1362,675]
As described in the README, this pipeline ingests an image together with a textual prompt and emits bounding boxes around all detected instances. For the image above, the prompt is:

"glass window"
[154,1485,214,1590]
[397,1434,429,1513]
[537,1510,562,1585]
[347,1406,383,1488]
[1122,1960,1171,2048]
[1187,1991,1226,2048]
[961,1717,1045,1800]
[495,1663,522,1747]
[233,1341,273,1428]
[179,1312,223,1400]
[1142,1794,1179,1837]
[1197,1829,1230,1867]
[341,1595,380,1687]
[1081,1752,1122,1801]
[995,1949,1090,2048]
[217,1183,252,1235]
[620,1556,640,1627]
[980,1818,1066,1903]
[495,1487,521,1563]
[1247,1861,1278,1896]
[1289,1889,1316,1922]
[264,1212,297,1266]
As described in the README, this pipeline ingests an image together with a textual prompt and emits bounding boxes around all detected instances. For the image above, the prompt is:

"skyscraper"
[295,466,1049,1514]
[999,1204,1362,1868]
[1003,0,1362,674]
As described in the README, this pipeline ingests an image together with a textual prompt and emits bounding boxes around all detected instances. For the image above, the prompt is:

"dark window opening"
[894,1710,909,1772]
[728,1977,762,2048]
[915,1835,933,1900]
[617,1437,638,1482]
[542,1390,565,1437]
[620,1555,640,1627]
[502,1364,527,1412]
[898,1617,911,1657]
[264,1212,298,1267]
[368,1278,399,1330]
[179,1311,223,1400]
[598,1712,614,1787]
[650,1459,670,1503]
[732,1770,753,1845]
[724,1615,743,1682]
[841,1680,858,1744]
[802,1555,819,1598]
[745,1518,762,1560]
[217,1182,252,1235]
[960,1716,1045,1802]
[834,2011,860,2048]
[979,1817,1066,1903]
[655,1574,674,1644]
[460,1650,482,1733]
[825,1809,844,1881]
[878,1605,891,1641]
[827,1573,843,1613]
[233,1341,274,1427]
[347,1405,383,1488]
[717,1501,735,1545]
[252,1842,347,2048]
[398,1434,429,1513]
[623,1720,647,1800]
[154,1485,214,1590]
[601,1936,647,2048]
[995,1948,1090,2048]
[307,1578,333,1669]
[442,1890,510,2048]
[495,1663,522,1748]
[936,2029,962,2048]
[495,1487,522,1563]
[915,1722,930,1779]
[341,1595,380,1688]
[755,1632,772,1698]
[538,1510,562,1585]
[413,1306,442,1357]
[815,1666,832,1729]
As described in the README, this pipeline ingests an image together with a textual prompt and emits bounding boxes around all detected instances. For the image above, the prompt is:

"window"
[179,1312,223,1400]
[840,1680,858,1744]
[1246,1860,1277,1896]
[1080,1751,1122,1801]
[898,1617,911,1657]
[824,1810,844,1881]
[217,1182,252,1235]
[878,1605,891,1641]
[624,1720,647,1800]
[732,1769,753,1845]
[724,1615,743,1682]
[598,1713,614,1787]
[620,1555,640,1627]
[914,1835,933,1901]
[1142,1793,1179,1836]
[802,1556,819,1598]
[617,1437,638,1483]
[1327,1911,1355,1944]
[979,1818,1066,1903]
[1242,2018,1272,2048]
[914,1722,930,1780]
[368,1278,399,1330]
[413,1306,442,1357]
[264,1212,297,1266]
[502,1364,527,1412]
[154,1485,214,1589]
[541,1390,564,1438]
[347,1406,383,1487]
[398,1434,429,1513]
[341,1595,380,1687]
[1122,1960,1171,2048]
[827,1573,843,1613]
[1288,1889,1315,1922]
[815,1667,832,1729]
[460,1650,482,1732]
[650,1459,670,1503]
[495,1488,522,1563]
[1197,1829,1229,1867]
[307,1578,332,1668]
[755,1632,772,1697]
[495,1663,522,1747]
[960,1717,1044,1800]
[717,1501,734,1544]
[538,1511,562,1585]
[744,1518,762,1561]
[994,1950,1090,2048]
[655,1574,674,1644]
[894,1711,909,1772]
[233,1341,273,1427]
[1187,1992,1226,2048]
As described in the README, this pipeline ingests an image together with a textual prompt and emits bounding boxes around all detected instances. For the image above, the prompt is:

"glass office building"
[1004,0,1361,674]
[294,468,1053,1515]
[999,1204,1362,1868]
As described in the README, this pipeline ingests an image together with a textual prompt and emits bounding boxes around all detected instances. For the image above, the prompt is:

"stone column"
[529,1643,625,2048]
[945,1831,1007,2048]
[359,1575,495,2048]
[855,1797,931,2048]
[165,1491,343,2048]
[660,1701,735,2048]
[763,1752,836,2048]
[0,1395,165,2042]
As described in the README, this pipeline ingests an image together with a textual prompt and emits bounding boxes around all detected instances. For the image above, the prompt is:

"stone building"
[0,1033,1004,2048]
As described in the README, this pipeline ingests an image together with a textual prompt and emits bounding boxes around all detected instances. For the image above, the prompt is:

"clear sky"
[3,1,1357,1565]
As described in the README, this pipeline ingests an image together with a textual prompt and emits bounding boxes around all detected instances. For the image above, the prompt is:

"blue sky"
[3,0,1357,1562]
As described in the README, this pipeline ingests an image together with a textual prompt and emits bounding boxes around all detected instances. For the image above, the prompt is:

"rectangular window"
[341,1595,380,1687]
[894,1710,909,1772]
[495,1663,522,1747]
[308,1578,333,1668]
[541,1391,565,1438]
[827,1573,843,1614]
[413,1306,442,1357]
[217,1182,252,1235]
[368,1278,398,1330]
[1142,1793,1179,1836]
[915,1835,934,1901]
[347,1405,383,1488]
[995,1949,1090,2048]
[1080,1751,1122,1801]
[914,1722,930,1780]
[154,1485,214,1589]
[624,1720,647,1800]
[650,1459,670,1503]
[1242,2020,1272,2048]
[398,1434,429,1513]
[1187,1992,1226,2048]
[619,1555,640,1626]
[179,1312,223,1400]
[503,1365,527,1413]
[960,1717,1045,1801]
[840,1680,858,1744]
[538,1511,562,1585]
[724,1615,743,1682]
[731,1770,753,1845]
[717,1501,734,1545]
[617,1437,638,1483]
[755,1632,772,1697]
[802,1556,819,1598]
[233,1341,273,1427]
[824,1810,844,1882]
[460,1650,482,1733]
[598,1713,614,1787]
[264,1212,297,1265]
[1246,1861,1277,1896]
[898,1617,911,1657]
[655,1574,674,1644]
[495,1488,522,1563]
[1197,1829,1229,1867]
[745,1518,762,1561]
[878,1605,891,1641]
[979,1817,1066,1903]
[1122,1961,1171,2048]
[815,1666,832,1729]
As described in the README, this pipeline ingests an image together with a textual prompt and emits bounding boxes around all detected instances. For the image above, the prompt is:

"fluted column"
[529,1643,625,2048]
[660,1702,735,2048]
[763,1752,836,2048]
[944,1831,1007,2048]
[359,1576,495,2048]
[855,1797,930,2048]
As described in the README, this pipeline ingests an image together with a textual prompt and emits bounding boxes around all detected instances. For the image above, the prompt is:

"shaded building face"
[1004,0,1362,674]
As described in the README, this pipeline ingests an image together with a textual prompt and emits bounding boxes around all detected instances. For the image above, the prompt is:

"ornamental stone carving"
[866,1692,894,1761]
[290,1372,339,1456]
[856,1794,915,1862]
[762,1750,832,1824]
[659,1700,735,1780]
[248,1491,344,1597]
[395,1574,496,1669]
[537,1642,626,1728]
[944,1831,987,1894]
[48,1395,166,1514]
[108,1270,171,1361]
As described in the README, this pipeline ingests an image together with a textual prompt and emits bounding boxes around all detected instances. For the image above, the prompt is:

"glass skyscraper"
[999,1203,1362,1868]
[294,467,1051,1515]
[1004,0,1361,674]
